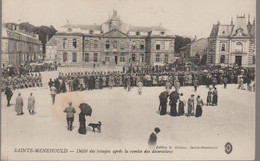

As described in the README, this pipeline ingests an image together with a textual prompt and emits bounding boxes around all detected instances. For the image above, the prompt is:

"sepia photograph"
[0,0,256,160]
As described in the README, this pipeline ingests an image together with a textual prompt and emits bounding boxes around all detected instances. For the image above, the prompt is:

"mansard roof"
[57,11,174,38]
[61,24,102,30]
[209,16,255,38]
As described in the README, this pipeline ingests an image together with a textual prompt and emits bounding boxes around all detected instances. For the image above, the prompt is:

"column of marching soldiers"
[3,64,256,118]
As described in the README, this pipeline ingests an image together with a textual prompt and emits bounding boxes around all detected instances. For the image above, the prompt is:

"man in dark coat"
[159,91,169,115]
[48,79,53,89]
[193,77,199,92]
[5,85,13,106]
[169,89,179,116]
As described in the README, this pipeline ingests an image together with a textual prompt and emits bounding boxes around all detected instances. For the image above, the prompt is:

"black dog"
[88,121,102,132]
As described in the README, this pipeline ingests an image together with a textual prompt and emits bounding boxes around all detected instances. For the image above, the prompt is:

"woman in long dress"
[78,112,86,135]
[178,93,185,116]
[195,95,204,117]
[212,87,218,106]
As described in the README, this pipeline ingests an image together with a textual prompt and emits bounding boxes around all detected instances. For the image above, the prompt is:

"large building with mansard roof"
[207,15,256,67]
[46,10,175,66]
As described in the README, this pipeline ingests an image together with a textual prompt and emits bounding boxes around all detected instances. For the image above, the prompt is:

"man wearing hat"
[27,92,35,114]
[15,92,24,115]
[63,102,76,131]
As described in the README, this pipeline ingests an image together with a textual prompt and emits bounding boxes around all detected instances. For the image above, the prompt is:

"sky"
[2,0,256,39]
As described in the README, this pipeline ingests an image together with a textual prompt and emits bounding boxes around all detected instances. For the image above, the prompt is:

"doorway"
[115,56,118,65]
[235,56,242,66]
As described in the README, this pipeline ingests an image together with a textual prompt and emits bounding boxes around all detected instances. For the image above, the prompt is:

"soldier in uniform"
[27,92,36,114]
[5,85,13,107]
[15,92,24,116]
[193,77,199,92]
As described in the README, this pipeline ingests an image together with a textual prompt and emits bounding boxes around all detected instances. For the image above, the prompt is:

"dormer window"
[136,32,140,36]
[90,30,94,34]
[222,31,225,34]
[161,32,165,35]
[67,28,72,32]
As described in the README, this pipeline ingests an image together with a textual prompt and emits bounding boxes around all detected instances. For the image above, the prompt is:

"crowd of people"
[158,85,219,118]
[1,73,43,92]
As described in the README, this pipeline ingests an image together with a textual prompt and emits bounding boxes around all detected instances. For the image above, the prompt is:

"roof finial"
[217,20,220,25]
[248,14,250,23]
[231,17,233,25]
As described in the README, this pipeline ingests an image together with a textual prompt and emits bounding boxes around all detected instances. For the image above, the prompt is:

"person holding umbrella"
[78,103,92,135]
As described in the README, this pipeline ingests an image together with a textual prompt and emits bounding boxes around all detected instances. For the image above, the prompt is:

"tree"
[33,25,57,53]
[175,35,192,52]
[18,22,57,54]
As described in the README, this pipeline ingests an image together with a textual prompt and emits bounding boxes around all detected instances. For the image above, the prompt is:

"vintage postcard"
[1,0,256,160]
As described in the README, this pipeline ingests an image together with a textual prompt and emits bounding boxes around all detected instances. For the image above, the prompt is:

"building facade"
[46,10,175,66]
[207,15,256,67]
[1,23,42,67]
[179,38,208,64]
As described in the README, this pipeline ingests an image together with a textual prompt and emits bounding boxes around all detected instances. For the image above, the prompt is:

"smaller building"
[45,36,58,62]
[1,23,42,67]
[178,38,208,64]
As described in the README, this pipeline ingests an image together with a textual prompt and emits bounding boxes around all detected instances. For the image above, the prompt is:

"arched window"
[164,54,169,64]
[63,39,67,49]
[235,42,243,52]
[156,41,161,50]
[85,53,89,62]
[132,54,136,62]
[156,54,160,62]
[221,44,225,51]
[132,41,136,50]
[94,40,98,49]
[73,39,77,48]
[106,40,110,49]
[63,52,67,62]
[113,40,117,49]
[94,53,98,62]
[140,54,144,63]
[220,55,225,63]
[72,53,77,62]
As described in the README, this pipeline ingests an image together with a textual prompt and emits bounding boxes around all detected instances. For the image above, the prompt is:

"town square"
[1,0,256,160]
